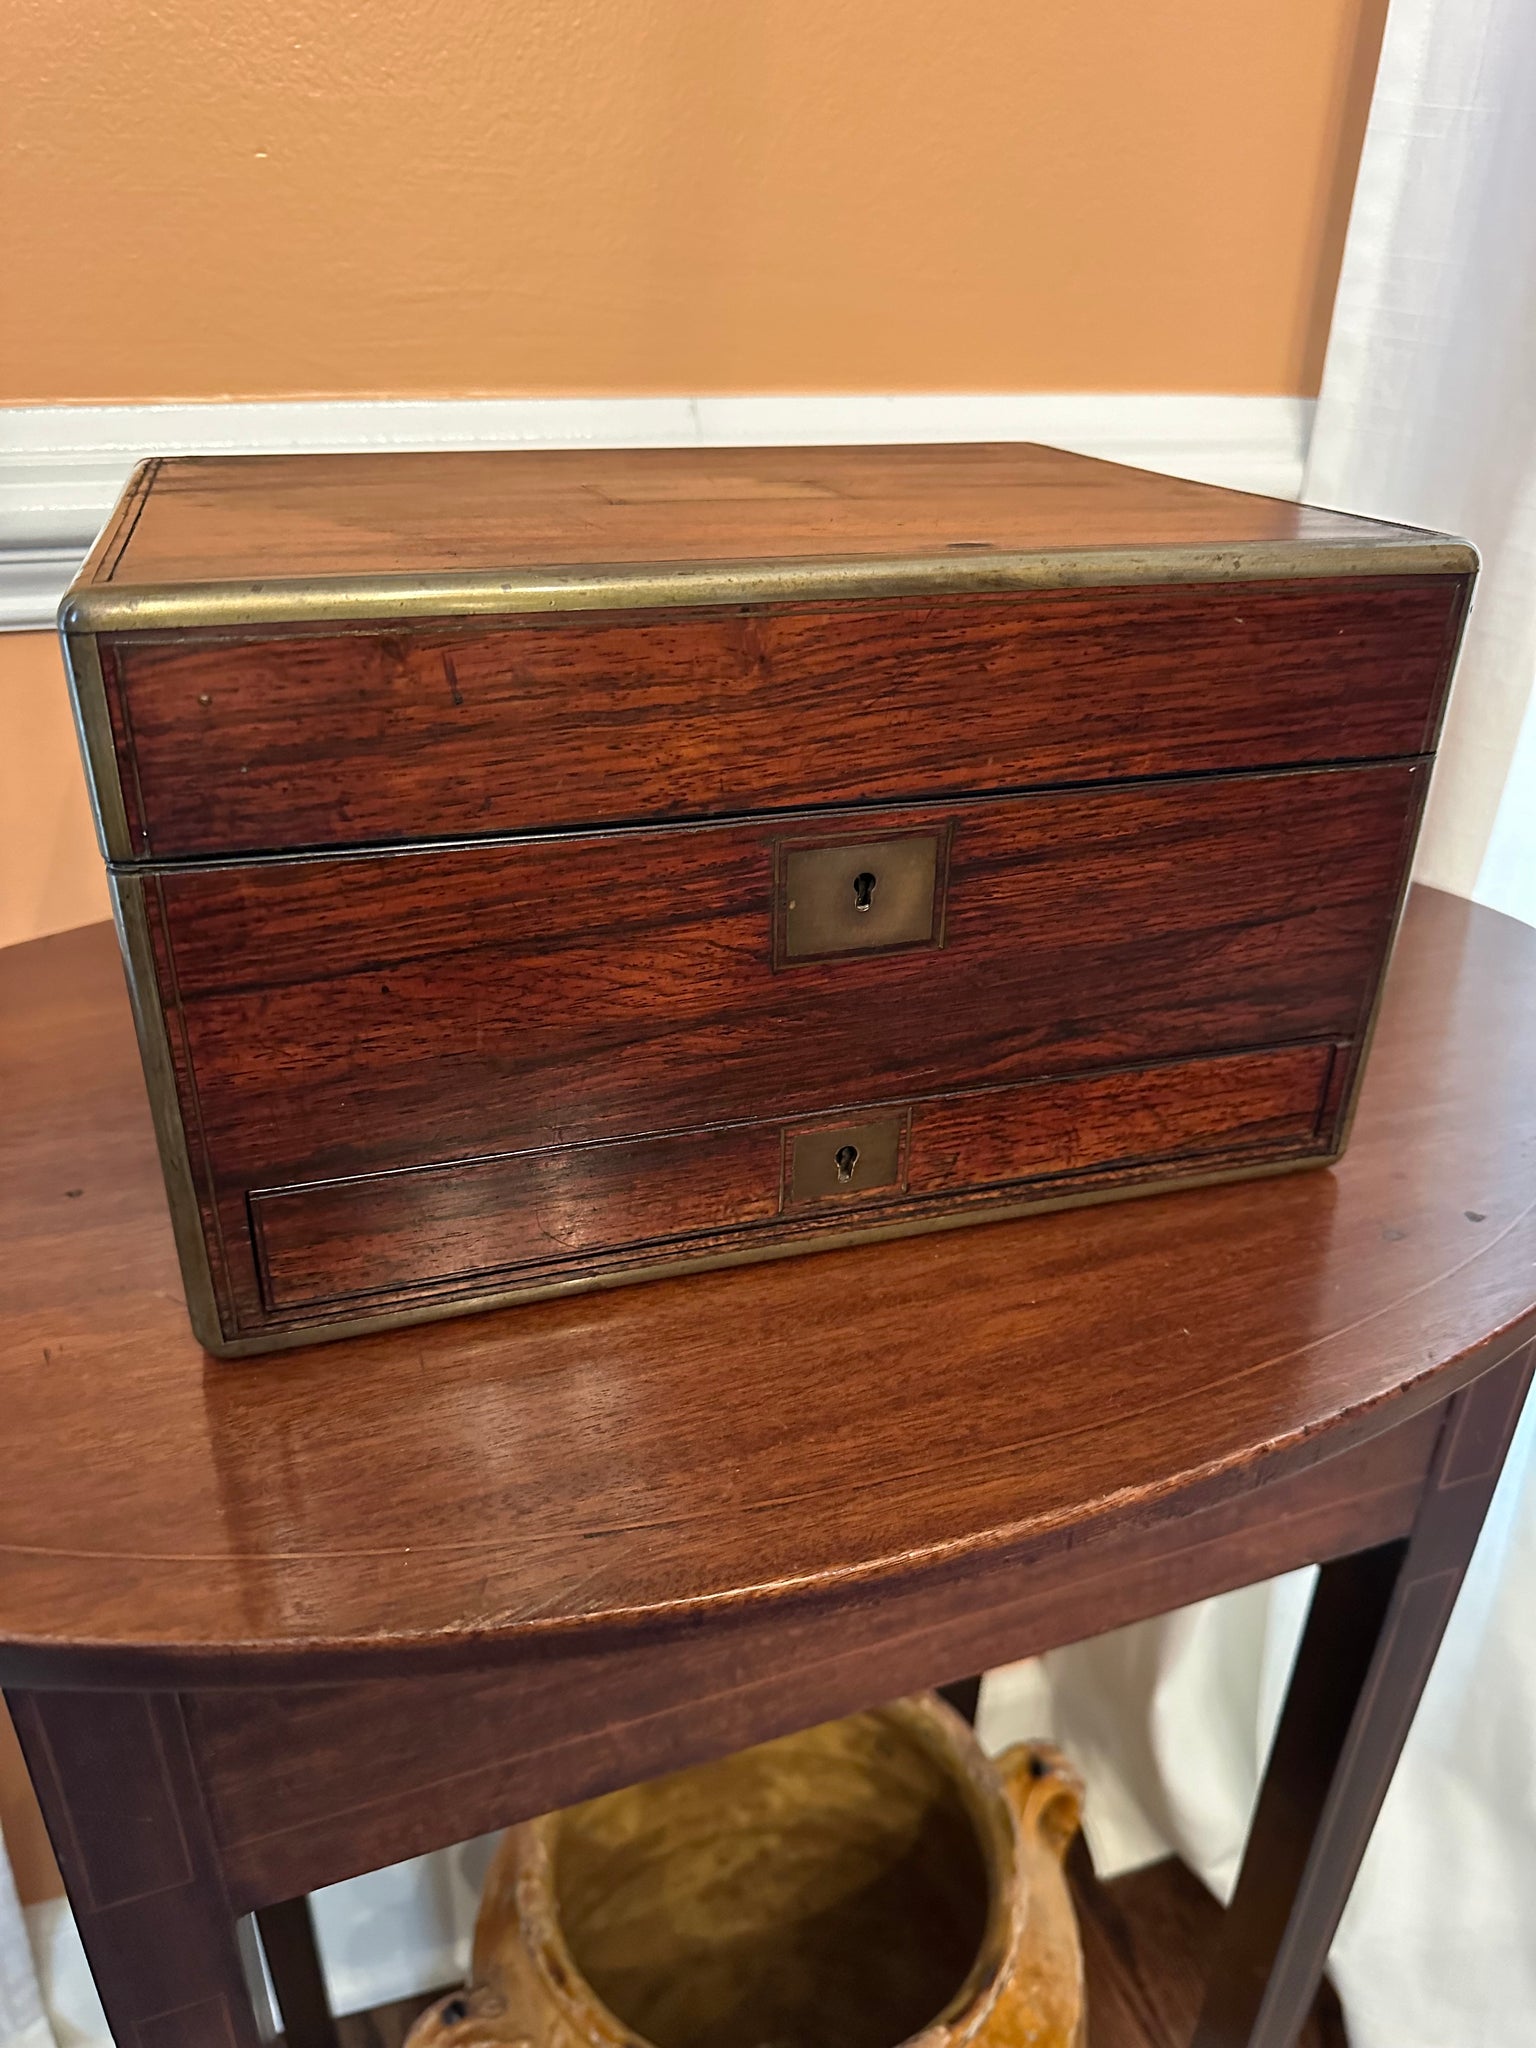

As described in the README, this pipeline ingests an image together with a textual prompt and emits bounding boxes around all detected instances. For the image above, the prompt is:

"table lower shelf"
[1068,1848,1348,2048]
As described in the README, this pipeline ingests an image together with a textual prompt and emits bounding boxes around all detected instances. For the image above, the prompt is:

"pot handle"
[967,1742,1087,2048]
[995,1739,1084,1856]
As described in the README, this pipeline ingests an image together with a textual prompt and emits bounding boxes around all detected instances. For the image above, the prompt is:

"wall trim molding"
[0,393,1313,633]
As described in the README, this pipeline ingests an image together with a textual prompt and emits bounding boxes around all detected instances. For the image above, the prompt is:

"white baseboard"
[0,393,1312,632]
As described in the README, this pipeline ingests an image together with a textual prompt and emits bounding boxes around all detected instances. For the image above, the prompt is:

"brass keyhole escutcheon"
[788,1117,901,1202]
[777,834,939,963]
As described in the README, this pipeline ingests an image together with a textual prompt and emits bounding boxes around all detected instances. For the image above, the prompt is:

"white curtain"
[1309,0,1536,908]
[982,4,1536,2045]
[0,1829,54,2048]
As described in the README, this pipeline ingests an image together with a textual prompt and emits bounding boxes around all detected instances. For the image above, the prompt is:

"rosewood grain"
[251,1120,787,1312]
[905,1042,1332,1193]
[150,768,1411,1172]
[132,764,1416,1340]
[100,578,1463,858]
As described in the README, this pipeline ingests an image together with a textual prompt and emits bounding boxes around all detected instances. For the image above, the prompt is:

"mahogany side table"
[1,886,1533,2048]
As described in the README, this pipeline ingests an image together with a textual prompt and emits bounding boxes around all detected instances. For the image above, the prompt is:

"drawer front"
[251,1044,1334,1315]
[134,761,1421,1340]
[252,1123,785,1313]
[100,577,1464,857]
[905,1043,1334,1193]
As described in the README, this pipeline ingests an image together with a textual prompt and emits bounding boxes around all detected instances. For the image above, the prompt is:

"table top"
[2,887,1533,1689]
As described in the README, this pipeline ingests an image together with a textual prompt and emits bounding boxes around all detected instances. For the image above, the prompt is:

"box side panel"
[107,874,233,1351]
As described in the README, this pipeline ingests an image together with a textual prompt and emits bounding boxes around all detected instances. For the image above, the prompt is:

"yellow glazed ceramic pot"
[405,1695,1086,2048]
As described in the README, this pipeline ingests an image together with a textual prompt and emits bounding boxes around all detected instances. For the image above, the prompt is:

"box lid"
[62,441,1475,635]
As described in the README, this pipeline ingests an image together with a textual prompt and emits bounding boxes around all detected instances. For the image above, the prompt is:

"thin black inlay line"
[113,754,1434,876]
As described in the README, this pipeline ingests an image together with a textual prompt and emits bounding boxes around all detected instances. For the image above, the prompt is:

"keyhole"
[852,871,877,914]
[835,1143,860,1185]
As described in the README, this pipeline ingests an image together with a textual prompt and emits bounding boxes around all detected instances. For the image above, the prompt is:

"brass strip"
[109,873,231,1353]
[60,630,132,863]
[785,1113,909,1204]
[61,538,1478,635]
[777,831,945,964]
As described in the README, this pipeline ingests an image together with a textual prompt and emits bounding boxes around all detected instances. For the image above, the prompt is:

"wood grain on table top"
[0,888,1532,1684]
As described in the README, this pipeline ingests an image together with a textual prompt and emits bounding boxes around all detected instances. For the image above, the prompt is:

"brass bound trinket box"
[61,443,1474,1355]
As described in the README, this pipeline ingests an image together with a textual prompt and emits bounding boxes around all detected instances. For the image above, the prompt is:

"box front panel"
[131,762,1422,1346]
[96,577,1465,858]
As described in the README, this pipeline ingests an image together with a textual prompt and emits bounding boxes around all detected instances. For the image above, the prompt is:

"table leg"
[1193,1340,1535,2048]
[936,1675,983,1724]
[5,1687,267,2048]
[255,1896,342,2048]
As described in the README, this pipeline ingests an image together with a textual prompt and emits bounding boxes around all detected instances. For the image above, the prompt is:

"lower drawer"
[251,1042,1335,1316]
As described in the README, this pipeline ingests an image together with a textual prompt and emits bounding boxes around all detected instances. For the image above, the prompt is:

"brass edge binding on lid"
[61,538,1480,635]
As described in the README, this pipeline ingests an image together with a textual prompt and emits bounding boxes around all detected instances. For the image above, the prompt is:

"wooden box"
[61,444,1474,1356]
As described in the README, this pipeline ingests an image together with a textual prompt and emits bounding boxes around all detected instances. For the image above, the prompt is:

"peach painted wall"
[0,636,110,954]
[3,0,1386,403]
